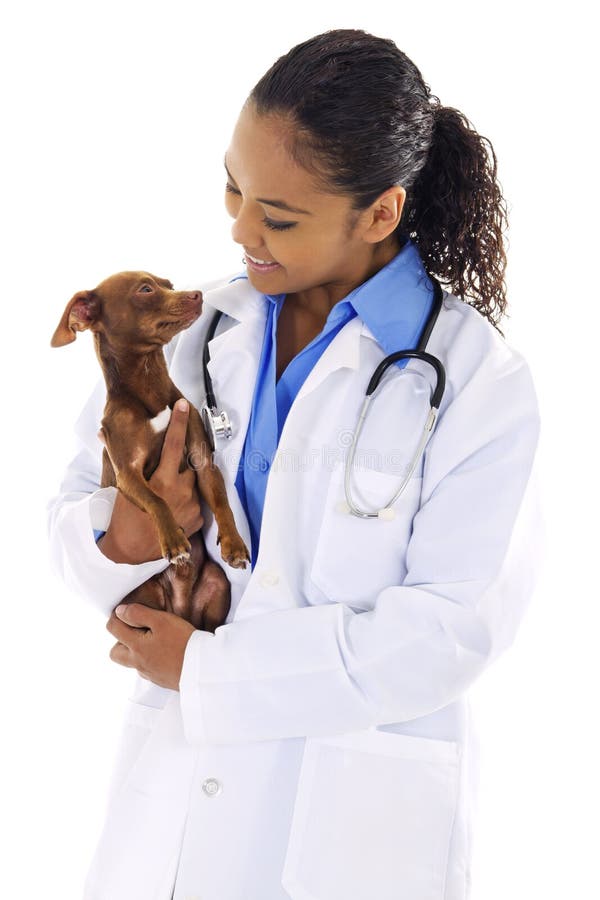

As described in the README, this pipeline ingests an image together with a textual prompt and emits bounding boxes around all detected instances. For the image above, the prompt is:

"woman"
[47,28,541,900]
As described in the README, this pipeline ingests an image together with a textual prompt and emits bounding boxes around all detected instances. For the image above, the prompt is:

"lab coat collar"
[203,270,365,391]
[202,272,265,322]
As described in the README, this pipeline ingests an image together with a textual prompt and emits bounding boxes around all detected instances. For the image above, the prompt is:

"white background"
[1,1,597,897]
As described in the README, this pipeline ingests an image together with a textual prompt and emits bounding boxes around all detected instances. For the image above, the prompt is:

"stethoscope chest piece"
[200,403,233,453]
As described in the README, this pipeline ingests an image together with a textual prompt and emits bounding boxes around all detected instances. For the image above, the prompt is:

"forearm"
[97,531,139,564]
[95,490,163,564]
[47,484,170,618]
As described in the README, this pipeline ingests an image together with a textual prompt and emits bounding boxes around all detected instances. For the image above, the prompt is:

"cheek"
[307,231,348,267]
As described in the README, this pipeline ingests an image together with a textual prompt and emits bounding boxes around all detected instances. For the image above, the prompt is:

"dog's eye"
[138,284,153,293]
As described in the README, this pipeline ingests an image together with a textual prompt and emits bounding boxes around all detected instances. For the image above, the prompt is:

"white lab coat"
[47,272,543,900]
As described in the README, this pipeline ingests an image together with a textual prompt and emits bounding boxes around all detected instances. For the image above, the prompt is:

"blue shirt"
[235,238,435,570]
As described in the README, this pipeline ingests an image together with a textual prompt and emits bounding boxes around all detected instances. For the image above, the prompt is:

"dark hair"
[248,29,509,333]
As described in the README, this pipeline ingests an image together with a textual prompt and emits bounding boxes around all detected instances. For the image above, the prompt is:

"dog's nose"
[187,291,202,302]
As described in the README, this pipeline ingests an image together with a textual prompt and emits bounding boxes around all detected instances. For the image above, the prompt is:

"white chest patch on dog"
[149,405,172,433]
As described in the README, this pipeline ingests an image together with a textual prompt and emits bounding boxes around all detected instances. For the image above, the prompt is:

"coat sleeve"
[46,373,176,620]
[178,344,544,745]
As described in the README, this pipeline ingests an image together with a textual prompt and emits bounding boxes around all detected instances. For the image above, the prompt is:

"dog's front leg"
[185,405,250,569]
[114,463,192,563]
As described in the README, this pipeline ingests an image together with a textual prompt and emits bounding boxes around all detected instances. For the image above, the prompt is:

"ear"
[154,276,174,290]
[50,290,101,348]
[362,185,407,244]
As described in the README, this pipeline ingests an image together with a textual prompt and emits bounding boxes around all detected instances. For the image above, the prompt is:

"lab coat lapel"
[202,278,268,487]
[293,317,372,405]
[200,277,378,453]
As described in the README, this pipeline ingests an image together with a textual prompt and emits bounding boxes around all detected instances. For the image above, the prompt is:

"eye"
[138,284,153,293]
[225,183,297,231]
[262,217,295,231]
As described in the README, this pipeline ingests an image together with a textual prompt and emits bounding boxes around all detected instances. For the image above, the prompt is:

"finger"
[109,640,136,668]
[106,605,151,646]
[114,602,158,631]
[106,612,138,648]
[159,398,189,477]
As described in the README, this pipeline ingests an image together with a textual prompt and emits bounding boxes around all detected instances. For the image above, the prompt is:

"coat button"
[259,571,280,587]
[202,777,222,797]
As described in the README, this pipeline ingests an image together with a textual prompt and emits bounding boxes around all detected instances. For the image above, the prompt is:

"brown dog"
[51,271,250,631]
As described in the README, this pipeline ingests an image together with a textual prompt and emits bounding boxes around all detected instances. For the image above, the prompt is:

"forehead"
[96,272,169,293]
[226,105,327,199]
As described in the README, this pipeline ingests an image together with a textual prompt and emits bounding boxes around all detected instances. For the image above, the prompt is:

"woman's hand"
[106,602,196,691]
[98,399,205,564]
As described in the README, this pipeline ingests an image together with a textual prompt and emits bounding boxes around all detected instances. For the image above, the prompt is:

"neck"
[94,333,173,410]
[290,236,402,316]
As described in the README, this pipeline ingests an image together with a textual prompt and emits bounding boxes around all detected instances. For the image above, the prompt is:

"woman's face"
[224,103,402,304]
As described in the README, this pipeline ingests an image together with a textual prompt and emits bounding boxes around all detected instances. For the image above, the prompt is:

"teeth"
[247,254,276,265]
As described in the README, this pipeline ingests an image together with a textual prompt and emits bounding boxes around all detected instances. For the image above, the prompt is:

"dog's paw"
[160,525,192,566]
[170,551,192,568]
[218,533,251,569]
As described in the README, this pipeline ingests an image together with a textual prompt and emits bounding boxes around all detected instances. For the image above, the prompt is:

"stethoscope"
[200,277,446,519]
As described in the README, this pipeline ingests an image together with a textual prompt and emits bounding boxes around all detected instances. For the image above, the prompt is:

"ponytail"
[403,102,508,331]
[250,28,510,333]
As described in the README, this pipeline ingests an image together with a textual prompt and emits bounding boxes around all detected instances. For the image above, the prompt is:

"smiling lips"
[244,252,281,273]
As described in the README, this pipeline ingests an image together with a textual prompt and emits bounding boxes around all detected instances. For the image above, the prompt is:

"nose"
[182,290,203,311]
[230,205,263,248]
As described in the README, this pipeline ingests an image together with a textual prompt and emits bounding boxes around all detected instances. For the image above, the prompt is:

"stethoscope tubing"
[201,275,447,518]
[343,278,446,517]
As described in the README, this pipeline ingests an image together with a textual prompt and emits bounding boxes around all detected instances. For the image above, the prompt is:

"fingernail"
[115,604,126,616]
[176,399,188,412]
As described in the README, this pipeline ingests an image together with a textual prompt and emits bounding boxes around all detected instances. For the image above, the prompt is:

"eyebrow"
[224,155,312,216]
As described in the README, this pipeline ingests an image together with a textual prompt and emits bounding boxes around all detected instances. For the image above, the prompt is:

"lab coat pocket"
[309,467,422,608]
[281,728,460,900]
[105,698,164,804]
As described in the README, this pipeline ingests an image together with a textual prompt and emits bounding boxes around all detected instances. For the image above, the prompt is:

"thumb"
[115,602,157,628]
[159,398,189,475]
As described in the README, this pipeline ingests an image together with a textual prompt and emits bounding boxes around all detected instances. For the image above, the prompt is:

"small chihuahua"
[51,270,250,630]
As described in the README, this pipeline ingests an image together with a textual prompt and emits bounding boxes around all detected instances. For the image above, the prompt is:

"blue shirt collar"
[264,238,434,354]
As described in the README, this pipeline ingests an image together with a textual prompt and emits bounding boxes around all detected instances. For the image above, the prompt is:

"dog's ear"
[154,276,174,290]
[50,290,102,347]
